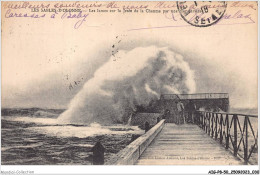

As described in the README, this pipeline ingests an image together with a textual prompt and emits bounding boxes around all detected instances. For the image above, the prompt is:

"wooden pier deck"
[135,123,243,165]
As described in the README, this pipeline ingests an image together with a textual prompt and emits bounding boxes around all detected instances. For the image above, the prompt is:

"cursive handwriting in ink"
[165,10,255,24]
[230,2,257,10]
[3,2,50,10]
[5,9,46,18]
[61,11,89,29]
[221,10,255,23]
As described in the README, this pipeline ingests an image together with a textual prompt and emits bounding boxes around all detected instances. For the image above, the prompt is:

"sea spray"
[58,46,196,124]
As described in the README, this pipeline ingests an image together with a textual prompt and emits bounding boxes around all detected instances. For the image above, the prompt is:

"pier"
[136,123,243,165]
[94,93,258,165]
[104,108,257,165]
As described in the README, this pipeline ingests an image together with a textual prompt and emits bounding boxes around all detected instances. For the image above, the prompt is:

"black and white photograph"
[1,1,258,174]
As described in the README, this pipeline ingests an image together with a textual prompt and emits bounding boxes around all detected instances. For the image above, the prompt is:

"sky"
[2,1,258,109]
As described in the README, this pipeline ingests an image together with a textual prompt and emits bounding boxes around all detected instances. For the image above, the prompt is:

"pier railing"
[105,119,166,165]
[195,111,258,164]
[161,93,229,100]
[178,93,229,99]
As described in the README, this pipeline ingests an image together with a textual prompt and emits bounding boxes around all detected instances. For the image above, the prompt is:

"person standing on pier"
[186,100,196,123]
[176,101,185,124]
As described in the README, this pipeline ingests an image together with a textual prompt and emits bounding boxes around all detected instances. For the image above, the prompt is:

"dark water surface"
[1,113,143,165]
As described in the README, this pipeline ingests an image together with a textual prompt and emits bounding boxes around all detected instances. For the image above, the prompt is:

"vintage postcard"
[1,0,259,174]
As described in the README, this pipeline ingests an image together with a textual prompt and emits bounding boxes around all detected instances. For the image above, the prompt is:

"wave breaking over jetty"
[58,46,196,125]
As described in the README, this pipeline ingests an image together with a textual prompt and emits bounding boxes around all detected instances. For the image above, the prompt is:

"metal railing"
[161,93,229,100]
[194,111,258,164]
[178,93,229,99]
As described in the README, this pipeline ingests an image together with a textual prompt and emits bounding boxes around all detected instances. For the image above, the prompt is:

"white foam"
[27,124,144,138]
[58,46,196,125]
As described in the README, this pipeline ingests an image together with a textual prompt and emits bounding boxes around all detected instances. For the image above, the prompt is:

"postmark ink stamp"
[177,1,227,27]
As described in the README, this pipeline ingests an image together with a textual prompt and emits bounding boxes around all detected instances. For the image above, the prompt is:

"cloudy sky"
[2,1,258,109]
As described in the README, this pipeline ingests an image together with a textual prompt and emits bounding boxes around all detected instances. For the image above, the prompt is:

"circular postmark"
[177,1,227,27]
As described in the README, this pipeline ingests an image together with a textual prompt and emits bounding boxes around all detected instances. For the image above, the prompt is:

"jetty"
[98,93,258,165]
[136,123,244,165]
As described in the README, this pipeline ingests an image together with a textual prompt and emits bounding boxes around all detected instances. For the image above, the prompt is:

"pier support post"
[211,113,214,138]
[220,114,223,144]
[233,115,238,157]
[207,113,210,135]
[225,114,229,149]
[244,116,248,164]
[91,141,105,165]
[203,112,206,131]
[215,114,218,140]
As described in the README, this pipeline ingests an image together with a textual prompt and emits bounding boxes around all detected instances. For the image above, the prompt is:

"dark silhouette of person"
[186,100,196,123]
[176,101,184,124]
[163,109,170,120]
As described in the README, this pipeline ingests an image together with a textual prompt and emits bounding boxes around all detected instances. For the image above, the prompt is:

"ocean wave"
[26,124,144,138]
[2,116,58,125]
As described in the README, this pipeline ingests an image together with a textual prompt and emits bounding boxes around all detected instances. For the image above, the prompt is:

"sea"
[1,107,258,165]
[1,108,144,165]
